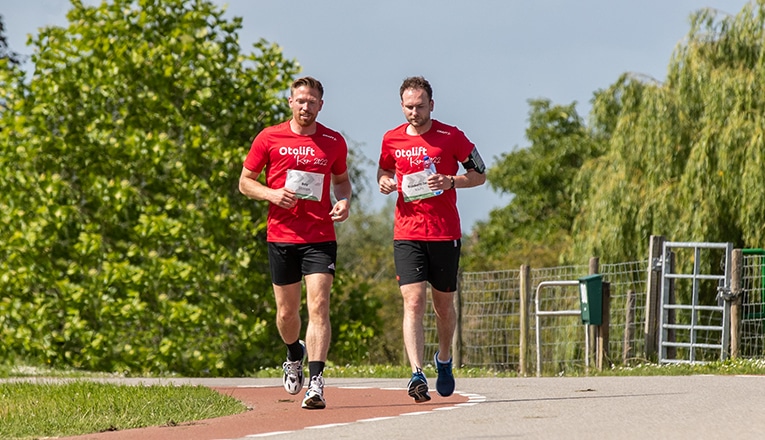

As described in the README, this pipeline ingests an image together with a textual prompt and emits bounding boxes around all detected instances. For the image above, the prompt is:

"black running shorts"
[268,241,337,286]
[393,240,461,292]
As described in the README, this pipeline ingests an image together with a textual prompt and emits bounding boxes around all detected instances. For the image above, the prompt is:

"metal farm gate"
[658,241,733,364]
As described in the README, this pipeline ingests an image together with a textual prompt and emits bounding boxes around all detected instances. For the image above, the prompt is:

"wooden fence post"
[597,282,611,370]
[644,235,665,360]
[730,249,743,359]
[519,264,531,376]
[623,289,636,363]
[589,257,599,369]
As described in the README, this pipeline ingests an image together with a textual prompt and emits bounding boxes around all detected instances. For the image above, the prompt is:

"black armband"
[462,146,486,174]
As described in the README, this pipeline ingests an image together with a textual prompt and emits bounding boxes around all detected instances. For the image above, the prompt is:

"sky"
[1,0,751,231]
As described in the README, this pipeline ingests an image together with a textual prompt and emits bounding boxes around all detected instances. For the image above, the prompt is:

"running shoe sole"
[302,374,326,409]
[408,379,431,402]
[301,394,326,409]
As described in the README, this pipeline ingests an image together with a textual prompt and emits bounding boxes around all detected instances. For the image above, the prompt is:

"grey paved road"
[224,375,765,440]
[8,375,764,439]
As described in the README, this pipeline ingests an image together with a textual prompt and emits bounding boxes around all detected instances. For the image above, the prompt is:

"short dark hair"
[399,76,433,101]
[291,76,324,98]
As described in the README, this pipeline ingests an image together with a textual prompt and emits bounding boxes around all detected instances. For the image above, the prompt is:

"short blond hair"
[291,76,324,98]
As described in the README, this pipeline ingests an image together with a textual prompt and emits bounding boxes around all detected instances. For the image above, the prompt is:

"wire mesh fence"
[422,251,765,376]
[601,260,649,366]
[740,252,765,358]
[459,270,521,370]
[530,264,591,375]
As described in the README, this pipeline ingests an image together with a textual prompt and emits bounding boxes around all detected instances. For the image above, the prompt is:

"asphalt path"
[8,375,765,439]
[249,375,765,440]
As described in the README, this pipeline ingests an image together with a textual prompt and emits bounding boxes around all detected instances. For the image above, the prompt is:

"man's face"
[289,86,323,127]
[401,88,433,128]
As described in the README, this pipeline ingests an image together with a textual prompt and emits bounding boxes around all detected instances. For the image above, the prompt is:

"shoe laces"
[283,359,302,375]
[308,374,325,393]
[411,368,426,382]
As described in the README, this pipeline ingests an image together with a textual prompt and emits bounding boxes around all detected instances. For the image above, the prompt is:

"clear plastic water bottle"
[423,155,443,196]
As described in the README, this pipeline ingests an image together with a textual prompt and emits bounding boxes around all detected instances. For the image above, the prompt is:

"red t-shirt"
[244,121,348,243]
[378,120,476,241]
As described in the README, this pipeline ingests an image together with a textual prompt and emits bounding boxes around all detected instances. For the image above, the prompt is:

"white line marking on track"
[401,411,432,416]
[306,423,352,429]
[230,389,488,439]
[245,431,295,437]
[358,416,397,422]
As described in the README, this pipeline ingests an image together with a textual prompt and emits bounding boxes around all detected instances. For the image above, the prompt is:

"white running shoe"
[301,374,326,409]
[282,341,305,395]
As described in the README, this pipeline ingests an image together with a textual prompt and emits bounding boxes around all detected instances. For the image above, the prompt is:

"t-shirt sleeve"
[243,131,269,172]
[455,128,477,163]
[378,137,396,170]
[331,137,349,175]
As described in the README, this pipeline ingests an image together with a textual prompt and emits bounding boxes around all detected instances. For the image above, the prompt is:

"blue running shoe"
[407,368,431,403]
[434,351,455,397]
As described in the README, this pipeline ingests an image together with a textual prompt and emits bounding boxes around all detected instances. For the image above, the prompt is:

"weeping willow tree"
[569,1,765,264]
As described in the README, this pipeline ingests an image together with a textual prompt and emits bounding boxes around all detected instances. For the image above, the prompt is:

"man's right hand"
[270,187,298,209]
[378,176,396,195]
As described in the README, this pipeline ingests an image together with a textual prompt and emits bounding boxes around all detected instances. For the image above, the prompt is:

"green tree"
[0,0,300,375]
[336,199,400,363]
[464,99,603,271]
[570,1,765,264]
[331,142,400,363]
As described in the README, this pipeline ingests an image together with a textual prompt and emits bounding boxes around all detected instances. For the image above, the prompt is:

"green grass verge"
[0,380,246,440]
[1,358,764,439]
[595,357,765,376]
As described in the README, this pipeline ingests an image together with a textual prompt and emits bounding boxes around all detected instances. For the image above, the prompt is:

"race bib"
[285,169,324,201]
[401,170,437,202]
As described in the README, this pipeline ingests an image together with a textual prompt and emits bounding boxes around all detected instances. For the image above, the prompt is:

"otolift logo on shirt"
[279,145,316,156]
[394,146,427,159]
[280,145,316,166]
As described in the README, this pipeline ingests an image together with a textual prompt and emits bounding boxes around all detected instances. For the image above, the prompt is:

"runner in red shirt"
[244,120,348,243]
[240,76,352,410]
[378,76,486,403]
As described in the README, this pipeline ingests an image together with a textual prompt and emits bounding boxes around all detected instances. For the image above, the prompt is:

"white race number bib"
[401,170,437,202]
[285,169,324,201]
